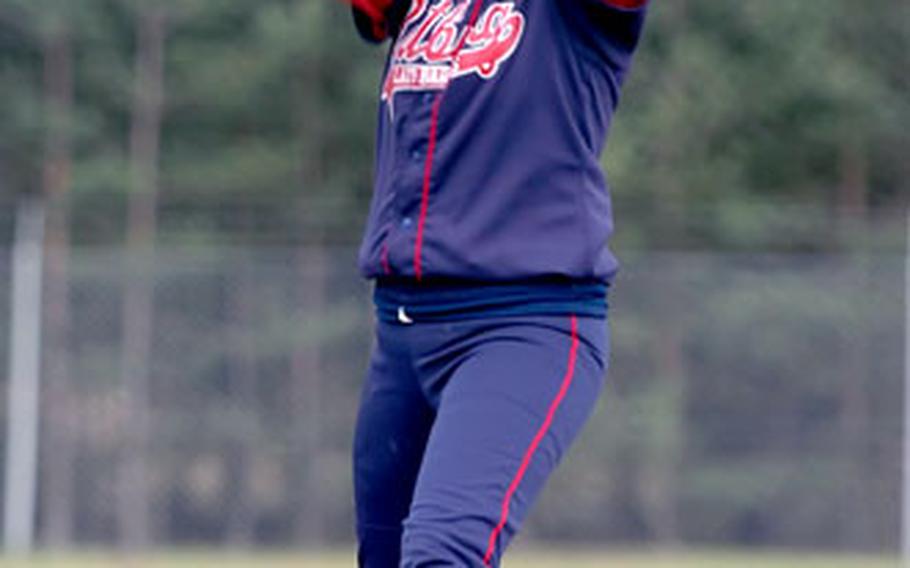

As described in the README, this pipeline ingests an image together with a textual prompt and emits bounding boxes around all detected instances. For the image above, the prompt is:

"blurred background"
[0,0,908,564]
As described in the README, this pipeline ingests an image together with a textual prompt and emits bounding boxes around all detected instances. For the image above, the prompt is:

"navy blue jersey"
[357,0,648,283]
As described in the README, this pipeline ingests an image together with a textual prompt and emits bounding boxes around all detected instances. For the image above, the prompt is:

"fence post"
[903,209,910,564]
[4,198,46,554]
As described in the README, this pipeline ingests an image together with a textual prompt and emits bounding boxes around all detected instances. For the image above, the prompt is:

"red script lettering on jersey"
[382,0,526,102]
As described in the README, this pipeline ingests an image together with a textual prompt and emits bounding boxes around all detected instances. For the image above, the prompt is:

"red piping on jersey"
[482,315,580,566]
[380,242,392,275]
[413,96,441,281]
[412,0,486,281]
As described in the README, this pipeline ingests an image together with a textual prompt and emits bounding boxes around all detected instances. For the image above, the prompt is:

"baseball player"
[347,0,649,565]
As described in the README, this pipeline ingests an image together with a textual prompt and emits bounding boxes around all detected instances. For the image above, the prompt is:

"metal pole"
[4,198,46,554]
[903,207,910,564]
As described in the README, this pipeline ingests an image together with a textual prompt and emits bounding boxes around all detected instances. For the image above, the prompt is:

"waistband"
[373,277,608,324]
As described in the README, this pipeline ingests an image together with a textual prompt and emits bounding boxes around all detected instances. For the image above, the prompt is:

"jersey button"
[410,149,423,161]
[401,217,413,229]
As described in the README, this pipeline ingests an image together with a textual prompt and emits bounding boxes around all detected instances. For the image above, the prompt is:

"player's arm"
[350,0,410,44]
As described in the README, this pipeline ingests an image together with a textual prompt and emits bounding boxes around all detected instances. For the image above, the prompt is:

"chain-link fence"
[0,225,903,553]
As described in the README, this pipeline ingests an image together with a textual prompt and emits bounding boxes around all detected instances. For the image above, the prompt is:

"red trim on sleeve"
[350,0,396,40]
[350,0,385,22]
[601,0,648,8]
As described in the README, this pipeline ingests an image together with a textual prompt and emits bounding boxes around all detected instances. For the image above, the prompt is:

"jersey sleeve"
[352,0,411,44]
[558,0,649,82]
[573,0,649,46]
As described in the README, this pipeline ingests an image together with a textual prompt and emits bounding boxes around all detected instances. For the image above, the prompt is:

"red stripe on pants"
[482,315,580,565]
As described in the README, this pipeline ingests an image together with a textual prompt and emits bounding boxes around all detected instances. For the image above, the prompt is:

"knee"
[400,518,494,568]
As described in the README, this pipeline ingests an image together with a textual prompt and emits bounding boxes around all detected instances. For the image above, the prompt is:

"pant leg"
[401,315,608,568]
[354,323,435,568]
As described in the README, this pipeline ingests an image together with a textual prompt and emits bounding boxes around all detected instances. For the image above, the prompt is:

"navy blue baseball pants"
[353,313,608,567]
